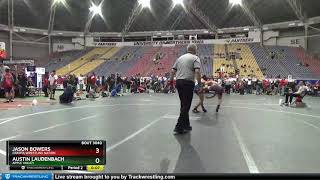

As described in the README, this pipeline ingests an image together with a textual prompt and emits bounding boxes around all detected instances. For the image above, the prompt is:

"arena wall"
[0,31,48,60]
[52,36,84,52]
[263,30,306,48]
[0,31,9,56]
[308,36,320,55]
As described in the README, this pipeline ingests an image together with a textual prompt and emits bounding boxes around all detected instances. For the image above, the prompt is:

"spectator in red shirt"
[263,79,270,94]
[57,75,63,85]
[280,78,288,96]
[2,68,14,103]
[91,73,97,86]
[86,73,97,93]
[42,74,49,97]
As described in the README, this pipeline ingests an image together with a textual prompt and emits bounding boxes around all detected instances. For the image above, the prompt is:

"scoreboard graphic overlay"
[6,140,106,171]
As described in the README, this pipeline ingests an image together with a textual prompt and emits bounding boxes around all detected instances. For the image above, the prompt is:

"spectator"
[225,78,232,95]
[283,81,308,106]
[314,81,320,96]
[63,75,68,90]
[42,74,49,97]
[279,78,288,96]
[48,70,58,100]
[0,62,9,78]
[247,78,253,94]
[1,67,14,103]
[78,74,84,93]
[256,79,262,95]
[17,72,28,98]
[96,76,101,88]
[87,73,97,93]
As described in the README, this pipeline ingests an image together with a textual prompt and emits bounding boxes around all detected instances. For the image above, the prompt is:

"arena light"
[54,0,64,4]
[173,0,184,7]
[53,0,66,6]
[288,23,296,27]
[138,0,151,8]
[52,0,68,9]
[89,2,103,17]
[230,0,242,6]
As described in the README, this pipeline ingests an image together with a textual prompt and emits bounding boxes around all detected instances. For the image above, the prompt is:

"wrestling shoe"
[173,128,188,135]
[282,103,289,106]
[184,126,192,132]
[216,105,220,112]
[192,109,200,113]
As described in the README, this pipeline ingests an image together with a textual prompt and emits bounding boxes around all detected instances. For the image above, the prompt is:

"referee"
[170,44,202,135]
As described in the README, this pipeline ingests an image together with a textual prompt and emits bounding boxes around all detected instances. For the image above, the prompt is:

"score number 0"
[96,148,100,164]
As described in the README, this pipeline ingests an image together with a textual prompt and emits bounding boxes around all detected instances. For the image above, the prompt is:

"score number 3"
[96,148,100,164]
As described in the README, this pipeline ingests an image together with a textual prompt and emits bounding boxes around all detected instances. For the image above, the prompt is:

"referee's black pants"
[175,79,195,131]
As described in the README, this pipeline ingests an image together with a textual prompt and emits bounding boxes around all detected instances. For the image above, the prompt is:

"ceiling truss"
[122,2,141,35]
[169,10,185,31]
[48,0,56,35]
[185,1,218,33]
[286,0,306,22]
[242,0,262,27]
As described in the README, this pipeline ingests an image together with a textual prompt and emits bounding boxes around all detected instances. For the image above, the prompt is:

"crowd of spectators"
[221,77,320,97]
[2,62,320,104]
[52,69,320,104]
[0,62,39,100]
[46,71,178,103]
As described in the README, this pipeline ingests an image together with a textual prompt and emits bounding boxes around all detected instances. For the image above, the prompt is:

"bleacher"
[45,49,92,73]
[213,44,235,77]
[116,47,149,76]
[294,47,320,77]
[264,46,315,79]
[146,46,182,76]
[126,47,161,76]
[71,47,119,76]
[249,43,288,78]
[94,46,145,76]
[48,43,320,80]
[233,44,264,79]
[197,44,214,77]
[56,48,109,76]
